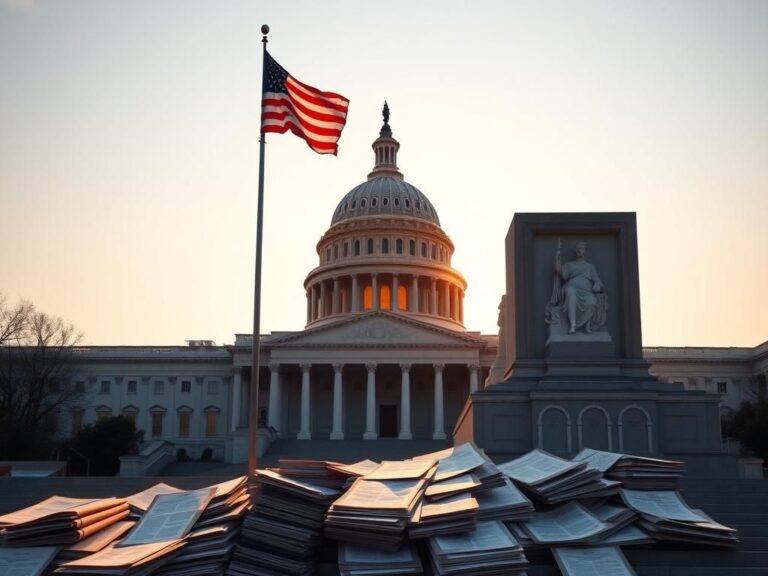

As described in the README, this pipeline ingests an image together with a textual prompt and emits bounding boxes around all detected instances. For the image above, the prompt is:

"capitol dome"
[303,103,466,331]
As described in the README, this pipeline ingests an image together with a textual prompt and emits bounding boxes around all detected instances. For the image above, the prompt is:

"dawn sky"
[1,0,766,347]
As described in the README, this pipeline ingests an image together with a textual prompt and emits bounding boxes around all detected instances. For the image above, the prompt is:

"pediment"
[267,312,484,349]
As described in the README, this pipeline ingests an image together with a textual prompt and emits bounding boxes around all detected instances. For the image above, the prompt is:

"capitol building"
[64,111,768,464]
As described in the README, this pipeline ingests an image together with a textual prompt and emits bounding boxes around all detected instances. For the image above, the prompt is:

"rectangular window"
[396,238,403,254]
[205,413,217,437]
[75,381,85,394]
[96,409,111,421]
[123,411,136,425]
[431,245,437,259]
[421,242,427,257]
[409,240,416,256]
[717,381,728,394]
[367,238,374,254]
[151,413,163,437]
[207,380,218,395]
[179,413,190,437]
[127,380,137,394]
[71,410,83,435]
[154,381,164,395]
[181,380,191,394]
[100,380,110,395]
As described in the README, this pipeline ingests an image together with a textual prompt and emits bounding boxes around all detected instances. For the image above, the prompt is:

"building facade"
[61,112,768,462]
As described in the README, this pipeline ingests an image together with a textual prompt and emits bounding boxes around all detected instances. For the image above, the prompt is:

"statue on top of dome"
[380,101,392,137]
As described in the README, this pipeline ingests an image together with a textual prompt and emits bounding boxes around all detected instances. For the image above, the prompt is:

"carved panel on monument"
[539,406,571,454]
[579,406,611,451]
[619,407,651,453]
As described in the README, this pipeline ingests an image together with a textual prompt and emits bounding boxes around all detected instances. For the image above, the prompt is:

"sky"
[0,0,766,348]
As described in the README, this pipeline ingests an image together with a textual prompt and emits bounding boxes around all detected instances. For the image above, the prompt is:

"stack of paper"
[0,496,130,546]
[573,448,685,489]
[552,545,638,576]
[424,474,481,501]
[497,449,612,504]
[157,479,249,576]
[55,539,186,576]
[337,542,422,576]
[327,459,380,479]
[413,443,487,483]
[620,489,738,548]
[427,520,528,575]
[325,476,429,551]
[228,468,341,576]
[408,493,479,539]
[0,546,59,576]
[473,479,534,523]
[521,501,613,545]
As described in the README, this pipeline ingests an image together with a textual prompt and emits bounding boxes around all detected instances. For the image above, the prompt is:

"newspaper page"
[365,459,436,480]
[432,520,517,554]
[118,487,215,546]
[59,539,184,569]
[475,479,531,509]
[523,501,610,544]
[429,443,487,482]
[0,546,58,576]
[572,448,624,472]
[126,483,183,513]
[620,489,709,522]
[425,473,481,497]
[330,459,380,477]
[553,546,638,576]
[497,449,583,485]
[66,520,135,554]
[333,478,425,510]
[420,494,478,521]
[257,469,342,499]
[342,542,417,564]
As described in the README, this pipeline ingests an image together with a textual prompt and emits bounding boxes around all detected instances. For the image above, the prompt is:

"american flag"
[261,50,350,155]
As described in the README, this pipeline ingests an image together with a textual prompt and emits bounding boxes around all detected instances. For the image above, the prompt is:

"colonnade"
[231,362,482,440]
[306,273,464,324]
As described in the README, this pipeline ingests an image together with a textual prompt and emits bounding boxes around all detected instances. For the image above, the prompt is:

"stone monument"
[454,213,735,476]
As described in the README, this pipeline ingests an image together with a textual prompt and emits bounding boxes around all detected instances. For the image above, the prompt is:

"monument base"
[455,377,737,477]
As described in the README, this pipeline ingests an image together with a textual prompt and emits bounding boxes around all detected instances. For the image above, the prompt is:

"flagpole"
[248,23,269,478]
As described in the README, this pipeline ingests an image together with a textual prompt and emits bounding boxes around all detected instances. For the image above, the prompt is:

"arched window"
[396,239,403,254]
[354,240,361,256]
[326,247,331,263]
[431,245,437,259]
[363,285,373,310]
[367,238,374,254]
[380,284,391,309]
[409,239,416,256]
[421,242,427,257]
[334,245,339,260]
[343,243,349,257]
[382,238,389,254]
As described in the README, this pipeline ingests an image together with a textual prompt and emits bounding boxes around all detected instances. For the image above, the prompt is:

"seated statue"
[545,240,608,336]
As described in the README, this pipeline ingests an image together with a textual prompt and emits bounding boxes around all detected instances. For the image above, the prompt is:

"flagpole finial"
[261,24,269,45]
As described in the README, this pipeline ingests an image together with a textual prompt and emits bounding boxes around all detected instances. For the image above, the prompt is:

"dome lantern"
[367,101,403,181]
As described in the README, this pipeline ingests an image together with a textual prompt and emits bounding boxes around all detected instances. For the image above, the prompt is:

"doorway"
[379,405,398,437]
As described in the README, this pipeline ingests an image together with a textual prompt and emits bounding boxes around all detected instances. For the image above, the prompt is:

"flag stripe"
[261,50,349,155]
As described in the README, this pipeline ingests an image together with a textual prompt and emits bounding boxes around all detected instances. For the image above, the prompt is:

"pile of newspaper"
[498,449,620,504]
[337,541,422,576]
[325,459,435,551]
[621,488,738,548]
[426,520,528,575]
[574,448,686,489]
[552,546,640,576]
[227,468,341,576]
[0,496,129,546]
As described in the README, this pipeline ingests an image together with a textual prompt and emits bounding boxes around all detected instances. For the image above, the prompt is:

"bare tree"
[0,294,83,459]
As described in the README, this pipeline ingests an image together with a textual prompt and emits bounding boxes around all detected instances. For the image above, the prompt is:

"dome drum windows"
[382,238,389,254]
[354,240,361,256]
[409,240,416,256]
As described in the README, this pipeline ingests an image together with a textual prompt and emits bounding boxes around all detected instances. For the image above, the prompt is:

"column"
[468,363,479,394]
[432,363,446,440]
[230,368,241,432]
[399,363,412,440]
[320,281,328,318]
[452,285,459,320]
[351,274,359,312]
[332,277,340,315]
[459,290,464,323]
[411,276,419,313]
[267,363,281,435]
[430,278,438,315]
[330,363,344,440]
[372,274,380,311]
[442,282,450,317]
[392,274,399,311]
[364,363,378,439]
[306,291,311,324]
[310,284,317,321]
[298,363,311,439]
